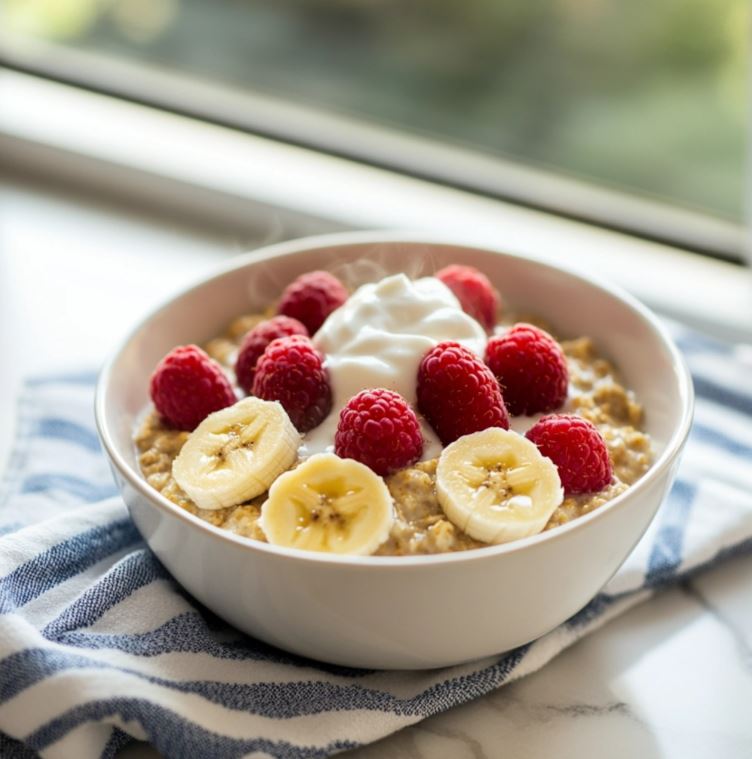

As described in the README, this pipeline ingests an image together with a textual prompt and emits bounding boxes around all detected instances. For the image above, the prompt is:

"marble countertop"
[343,554,752,758]
[3,177,751,759]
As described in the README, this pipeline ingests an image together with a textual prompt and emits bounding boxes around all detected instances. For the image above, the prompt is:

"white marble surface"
[3,174,751,759]
[343,556,752,759]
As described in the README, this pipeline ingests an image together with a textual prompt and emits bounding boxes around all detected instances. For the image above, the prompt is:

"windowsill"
[1,69,750,342]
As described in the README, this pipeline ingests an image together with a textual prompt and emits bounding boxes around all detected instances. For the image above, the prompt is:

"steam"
[242,240,447,312]
[327,243,438,290]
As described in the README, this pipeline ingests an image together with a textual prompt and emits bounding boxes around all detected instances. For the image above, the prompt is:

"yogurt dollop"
[300,273,487,459]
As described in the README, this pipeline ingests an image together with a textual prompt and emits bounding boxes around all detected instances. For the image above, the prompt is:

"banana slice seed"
[172,397,300,510]
[260,453,394,555]
[436,427,563,544]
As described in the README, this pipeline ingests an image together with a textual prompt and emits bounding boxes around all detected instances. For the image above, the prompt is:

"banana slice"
[172,397,300,510]
[260,453,394,555]
[436,427,563,544]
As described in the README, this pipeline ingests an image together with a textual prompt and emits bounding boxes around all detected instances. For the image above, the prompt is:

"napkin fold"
[1,325,752,759]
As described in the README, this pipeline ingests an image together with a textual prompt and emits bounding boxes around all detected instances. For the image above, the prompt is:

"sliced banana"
[436,427,563,544]
[259,453,394,555]
[172,397,300,510]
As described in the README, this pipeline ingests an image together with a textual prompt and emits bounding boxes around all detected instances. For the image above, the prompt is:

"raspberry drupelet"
[525,414,613,495]
[150,345,236,431]
[252,335,332,432]
[235,315,308,394]
[417,341,509,445]
[277,270,348,335]
[485,323,568,416]
[335,388,423,476]
[435,264,500,333]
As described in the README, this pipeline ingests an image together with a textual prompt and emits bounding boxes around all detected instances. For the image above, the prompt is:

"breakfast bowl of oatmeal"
[95,232,693,669]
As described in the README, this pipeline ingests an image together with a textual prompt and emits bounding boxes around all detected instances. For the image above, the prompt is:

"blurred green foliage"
[1,0,747,219]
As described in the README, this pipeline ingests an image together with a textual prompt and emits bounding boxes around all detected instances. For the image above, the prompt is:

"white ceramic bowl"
[95,232,693,670]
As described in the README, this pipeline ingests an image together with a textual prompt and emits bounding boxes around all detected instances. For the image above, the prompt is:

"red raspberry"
[277,271,348,335]
[526,414,612,495]
[235,316,308,394]
[435,264,500,333]
[149,345,236,430]
[417,341,509,445]
[485,323,568,416]
[252,335,331,432]
[335,389,423,476]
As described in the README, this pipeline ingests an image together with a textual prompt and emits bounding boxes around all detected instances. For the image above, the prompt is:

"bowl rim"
[95,230,695,568]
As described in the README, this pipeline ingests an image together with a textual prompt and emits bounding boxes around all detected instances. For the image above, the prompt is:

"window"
[0,0,747,256]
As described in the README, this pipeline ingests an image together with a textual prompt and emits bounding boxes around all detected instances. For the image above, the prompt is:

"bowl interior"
[101,237,688,531]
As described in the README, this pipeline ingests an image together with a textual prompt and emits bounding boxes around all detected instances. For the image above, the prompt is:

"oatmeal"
[136,308,651,555]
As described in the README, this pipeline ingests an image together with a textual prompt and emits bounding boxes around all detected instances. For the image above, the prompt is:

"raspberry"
[235,316,308,394]
[252,335,332,432]
[525,414,612,495]
[277,270,348,335]
[485,323,568,416]
[417,341,509,445]
[149,345,236,431]
[335,389,423,476]
[435,264,500,333]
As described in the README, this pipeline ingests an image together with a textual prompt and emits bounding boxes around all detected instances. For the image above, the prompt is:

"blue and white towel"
[1,325,752,759]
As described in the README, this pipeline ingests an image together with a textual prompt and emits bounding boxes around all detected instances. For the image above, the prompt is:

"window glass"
[1,0,747,221]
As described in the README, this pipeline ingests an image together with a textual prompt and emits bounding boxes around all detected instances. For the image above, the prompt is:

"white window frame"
[1,69,750,341]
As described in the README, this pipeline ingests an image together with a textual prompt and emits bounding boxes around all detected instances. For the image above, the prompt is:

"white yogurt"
[299,274,487,459]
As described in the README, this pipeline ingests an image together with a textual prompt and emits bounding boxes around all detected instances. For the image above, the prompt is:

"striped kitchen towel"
[1,325,752,759]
